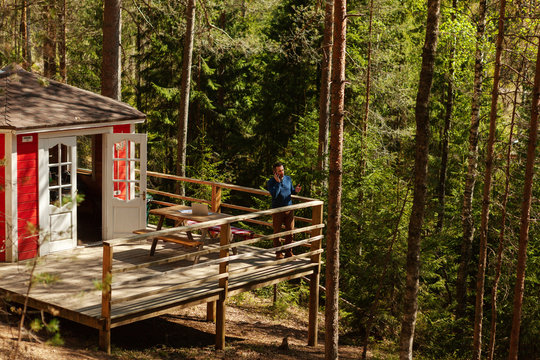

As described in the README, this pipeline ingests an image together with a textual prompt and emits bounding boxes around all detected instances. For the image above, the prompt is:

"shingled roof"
[0,64,145,131]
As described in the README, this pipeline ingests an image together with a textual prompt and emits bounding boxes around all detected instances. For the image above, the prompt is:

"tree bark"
[398,0,441,358]
[487,53,526,360]
[176,0,196,195]
[59,0,67,82]
[435,0,456,232]
[317,0,333,191]
[43,0,57,78]
[507,35,540,360]
[101,0,122,100]
[363,187,410,359]
[361,0,374,177]
[20,0,29,65]
[324,0,346,358]
[472,0,506,358]
[455,0,486,319]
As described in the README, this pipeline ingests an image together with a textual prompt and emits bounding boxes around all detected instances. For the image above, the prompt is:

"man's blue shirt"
[267,175,296,208]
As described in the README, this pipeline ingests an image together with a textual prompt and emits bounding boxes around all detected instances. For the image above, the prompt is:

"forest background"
[1,0,539,358]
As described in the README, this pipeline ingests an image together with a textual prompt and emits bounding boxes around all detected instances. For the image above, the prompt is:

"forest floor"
[0,288,380,360]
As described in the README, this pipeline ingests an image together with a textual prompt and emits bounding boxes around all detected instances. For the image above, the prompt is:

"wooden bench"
[133,228,204,262]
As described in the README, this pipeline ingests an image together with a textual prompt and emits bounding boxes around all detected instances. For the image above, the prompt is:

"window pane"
[50,189,59,206]
[60,144,69,163]
[61,165,71,185]
[61,187,72,207]
[49,166,59,186]
[49,145,59,165]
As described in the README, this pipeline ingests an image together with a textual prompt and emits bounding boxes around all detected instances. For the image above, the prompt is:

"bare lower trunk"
[455,0,486,319]
[398,0,441,359]
[101,0,122,100]
[317,0,333,190]
[472,0,506,358]
[176,0,196,196]
[487,53,525,360]
[363,187,410,359]
[507,34,540,360]
[59,0,67,82]
[435,0,456,233]
[324,0,346,358]
[43,0,57,78]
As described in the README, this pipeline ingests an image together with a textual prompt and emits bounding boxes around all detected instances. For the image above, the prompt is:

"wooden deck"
[0,234,320,350]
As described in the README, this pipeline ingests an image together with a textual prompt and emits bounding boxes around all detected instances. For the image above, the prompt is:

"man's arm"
[267,178,283,199]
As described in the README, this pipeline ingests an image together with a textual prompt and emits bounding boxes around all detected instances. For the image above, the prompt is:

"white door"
[102,133,147,240]
[38,137,78,255]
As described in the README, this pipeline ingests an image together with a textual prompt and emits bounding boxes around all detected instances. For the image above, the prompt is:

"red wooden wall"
[17,134,38,260]
[0,134,5,261]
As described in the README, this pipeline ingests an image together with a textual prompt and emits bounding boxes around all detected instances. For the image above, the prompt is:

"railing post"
[207,184,223,321]
[308,203,323,346]
[99,242,113,354]
[211,185,222,212]
[216,223,230,350]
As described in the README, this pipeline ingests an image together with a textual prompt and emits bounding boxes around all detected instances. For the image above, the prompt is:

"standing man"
[267,162,301,259]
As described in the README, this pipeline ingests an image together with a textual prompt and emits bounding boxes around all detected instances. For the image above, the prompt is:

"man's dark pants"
[272,210,294,258]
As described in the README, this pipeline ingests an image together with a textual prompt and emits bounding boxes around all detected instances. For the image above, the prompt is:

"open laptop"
[191,203,209,216]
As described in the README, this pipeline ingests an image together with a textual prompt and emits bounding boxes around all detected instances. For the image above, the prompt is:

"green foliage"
[30,317,64,346]
[32,272,60,286]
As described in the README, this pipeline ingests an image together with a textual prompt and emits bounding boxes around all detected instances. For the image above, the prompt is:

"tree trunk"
[176,0,196,195]
[435,0,456,232]
[361,0,374,165]
[398,0,441,358]
[487,53,525,360]
[363,187,410,359]
[101,0,122,100]
[455,0,486,319]
[507,35,540,360]
[43,0,57,78]
[324,0,346,358]
[20,0,28,65]
[59,0,67,82]
[317,0,333,190]
[472,0,506,358]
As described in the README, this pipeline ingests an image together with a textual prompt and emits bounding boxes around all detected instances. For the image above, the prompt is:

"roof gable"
[0,65,146,131]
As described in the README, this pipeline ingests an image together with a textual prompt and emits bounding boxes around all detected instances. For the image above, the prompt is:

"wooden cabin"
[0,64,148,262]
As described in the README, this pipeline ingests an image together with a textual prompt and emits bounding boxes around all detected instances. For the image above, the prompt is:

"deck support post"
[216,223,230,350]
[207,185,222,323]
[99,242,113,354]
[308,203,324,346]
[206,301,216,322]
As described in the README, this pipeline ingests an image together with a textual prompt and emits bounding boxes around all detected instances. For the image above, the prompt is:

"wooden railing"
[98,173,325,353]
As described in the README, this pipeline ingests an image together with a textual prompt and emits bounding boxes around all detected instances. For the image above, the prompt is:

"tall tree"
[507,35,540,360]
[176,0,196,194]
[20,0,31,66]
[398,0,441,358]
[325,0,347,357]
[101,0,122,100]
[59,0,67,82]
[472,0,506,357]
[455,0,486,319]
[43,0,57,78]
[435,0,456,232]
[487,53,525,360]
[317,0,333,190]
